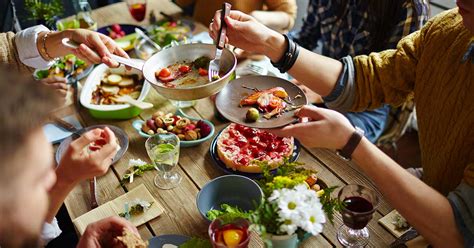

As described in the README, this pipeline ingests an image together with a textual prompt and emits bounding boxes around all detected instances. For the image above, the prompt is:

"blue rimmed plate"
[209,126,301,179]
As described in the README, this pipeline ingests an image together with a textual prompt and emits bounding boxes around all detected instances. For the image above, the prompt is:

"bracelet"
[40,31,55,60]
[270,34,300,73]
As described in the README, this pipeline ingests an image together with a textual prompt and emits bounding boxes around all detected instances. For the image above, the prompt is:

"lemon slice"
[223,229,244,248]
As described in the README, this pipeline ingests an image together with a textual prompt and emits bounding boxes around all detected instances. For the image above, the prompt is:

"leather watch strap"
[336,127,364,161]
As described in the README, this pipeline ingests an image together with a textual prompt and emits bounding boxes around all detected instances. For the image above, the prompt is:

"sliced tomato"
[178,65,191,73]
[158,68,171,78]
[198,68,208,76]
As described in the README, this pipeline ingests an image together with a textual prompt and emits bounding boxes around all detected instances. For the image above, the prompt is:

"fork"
[208,2,231,82]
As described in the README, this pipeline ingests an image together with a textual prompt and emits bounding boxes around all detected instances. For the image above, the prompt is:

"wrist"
[336,126,364,161]
[264,31,286,62]
[55,165,81,187]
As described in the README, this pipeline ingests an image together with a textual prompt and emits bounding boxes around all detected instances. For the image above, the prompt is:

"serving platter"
[215,75,308,129]
[209,127,301,179]
[55,125,129,165]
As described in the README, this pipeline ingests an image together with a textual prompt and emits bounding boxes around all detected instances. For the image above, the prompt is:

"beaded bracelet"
[40,31,55,60]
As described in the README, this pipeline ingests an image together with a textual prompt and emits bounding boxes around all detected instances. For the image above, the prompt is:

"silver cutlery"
[208,2,231,82]
[90,177,98,209]
[134,28,161,51]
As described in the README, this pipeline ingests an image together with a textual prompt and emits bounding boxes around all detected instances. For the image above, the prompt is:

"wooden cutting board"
[73,184,164,234]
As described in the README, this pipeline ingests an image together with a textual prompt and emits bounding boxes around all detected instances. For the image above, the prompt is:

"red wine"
[342,196,374,229]
[344,196,373,212]
[129,3,146,22]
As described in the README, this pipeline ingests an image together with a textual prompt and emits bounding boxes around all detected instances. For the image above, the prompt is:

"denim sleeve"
[322,56,356,112]
[447,182,474,247]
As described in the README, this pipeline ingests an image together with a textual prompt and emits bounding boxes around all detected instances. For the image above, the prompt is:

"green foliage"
[319,186,345,223]
[120,163,155,186]
[206,204,251,224]
[25,0,64,26]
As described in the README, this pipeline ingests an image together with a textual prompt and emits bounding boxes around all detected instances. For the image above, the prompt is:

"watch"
[336,127,365,161]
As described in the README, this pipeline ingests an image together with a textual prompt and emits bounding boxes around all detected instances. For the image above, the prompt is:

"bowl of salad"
[33,54,93,81]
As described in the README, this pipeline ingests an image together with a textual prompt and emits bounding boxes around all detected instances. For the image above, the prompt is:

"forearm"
[352,138,463,247]
[251,10,292,31]
[263,32,342,97]
[45,171,77,223]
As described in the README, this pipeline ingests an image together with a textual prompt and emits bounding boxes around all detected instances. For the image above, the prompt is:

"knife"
[389,228,419,248]
[90,177,98,209]
[134,28,161,51]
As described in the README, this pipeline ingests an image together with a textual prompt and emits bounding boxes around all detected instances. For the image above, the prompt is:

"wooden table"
[62,1,396,247]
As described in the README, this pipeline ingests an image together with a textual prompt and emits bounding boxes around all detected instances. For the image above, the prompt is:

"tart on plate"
[216,123,293,173]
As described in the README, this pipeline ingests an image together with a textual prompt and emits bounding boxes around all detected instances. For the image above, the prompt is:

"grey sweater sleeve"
[447,182,474,247]
[322,56,356,112]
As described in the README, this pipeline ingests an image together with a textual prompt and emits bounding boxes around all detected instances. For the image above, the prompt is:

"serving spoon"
[111,95,153,110]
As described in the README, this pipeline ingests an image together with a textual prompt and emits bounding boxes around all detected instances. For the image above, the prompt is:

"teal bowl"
[196,175,263,221]
[132,110,215,148]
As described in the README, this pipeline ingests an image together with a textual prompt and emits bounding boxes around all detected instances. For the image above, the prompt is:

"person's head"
[457,0,474,32]
[0,66,60,247]
[333,0,410,52]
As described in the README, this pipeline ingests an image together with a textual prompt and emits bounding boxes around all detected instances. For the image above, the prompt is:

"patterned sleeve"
[289,0,322,51]
[385,0,430,49]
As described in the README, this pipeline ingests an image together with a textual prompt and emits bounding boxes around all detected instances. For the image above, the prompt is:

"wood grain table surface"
[60,1,396,247]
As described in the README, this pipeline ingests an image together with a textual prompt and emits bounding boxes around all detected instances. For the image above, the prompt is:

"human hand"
[42,29,129,68]
[209,10,285,60]
[39,76,68,97]
[291,79,324,104]
[56,127,118,185]
[77,216,139,248]
[266,105,355,150]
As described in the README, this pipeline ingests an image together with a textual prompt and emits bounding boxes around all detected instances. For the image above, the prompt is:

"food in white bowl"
[91,71,143,105]
[80,62,151,119]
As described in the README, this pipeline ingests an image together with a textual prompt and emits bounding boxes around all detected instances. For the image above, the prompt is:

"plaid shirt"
[290,0,430,59]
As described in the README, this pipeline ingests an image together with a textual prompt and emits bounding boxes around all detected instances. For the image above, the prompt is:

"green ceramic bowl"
[80,62,151,119]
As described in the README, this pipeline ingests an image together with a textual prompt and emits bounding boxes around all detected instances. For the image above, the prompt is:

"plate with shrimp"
[215,75,308,128]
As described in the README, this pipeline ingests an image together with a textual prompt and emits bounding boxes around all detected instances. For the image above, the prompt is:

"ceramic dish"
[131,110,215,148]
[209,127,301,179]
[148,234,191,248]
[33,62,93,82]
[215,75,308,129]
[196,175,263,221]
[55,125,129,165]
[80,62,151,119]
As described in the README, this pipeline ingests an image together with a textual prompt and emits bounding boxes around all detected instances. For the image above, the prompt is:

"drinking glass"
[337,184,380,247]
[126,0,147,22]
[209,218,250,248]
[145,133,181,189]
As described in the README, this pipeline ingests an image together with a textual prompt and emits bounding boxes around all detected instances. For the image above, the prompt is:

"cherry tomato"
[198,68,208,76]
[158,68,171,77]
[178,65,191,73]
[111,24,121,33]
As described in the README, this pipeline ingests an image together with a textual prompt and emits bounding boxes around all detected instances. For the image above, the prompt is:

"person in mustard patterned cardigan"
[209,1,474,246]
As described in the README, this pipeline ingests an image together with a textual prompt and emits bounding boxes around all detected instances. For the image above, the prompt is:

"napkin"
[72,184,164,234]
[43,115,82,144]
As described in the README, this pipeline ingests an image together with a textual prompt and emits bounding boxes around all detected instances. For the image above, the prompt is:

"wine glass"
[337,184,380,247]
[145,133,181,189]
[126,0,147,22]
[209,217,250,248]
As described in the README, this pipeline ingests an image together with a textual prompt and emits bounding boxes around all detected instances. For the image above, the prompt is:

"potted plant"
[207,159,344,248]
[24,0,64,28]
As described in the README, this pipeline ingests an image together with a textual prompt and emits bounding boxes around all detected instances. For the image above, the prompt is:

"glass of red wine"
[209,217,250,248]
[337,184,379,247]
[126,0,147,22]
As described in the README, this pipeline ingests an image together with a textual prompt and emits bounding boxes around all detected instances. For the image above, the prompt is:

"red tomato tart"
[216,123,294,173]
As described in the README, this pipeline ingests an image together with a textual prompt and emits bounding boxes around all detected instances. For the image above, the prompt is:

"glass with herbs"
[209,217,250,248]
[145,133,181,189]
